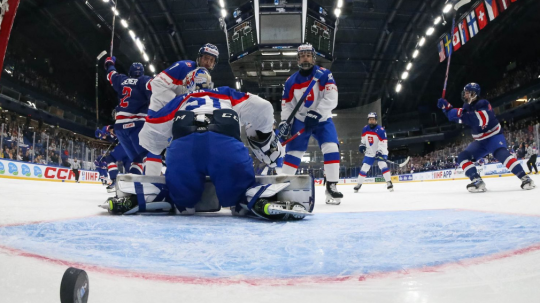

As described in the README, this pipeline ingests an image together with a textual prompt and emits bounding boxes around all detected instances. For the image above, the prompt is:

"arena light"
[426,27,435,36]
[443,4,452,13]
[149,64,155,73]
[337,0,343,8]
[128,30,135,39]
[401,71,409,80]
[102,0,108,2]
[236,81,241,90]
[112,7,119,16]
[135,38,144,52]
[261,52,280,56]
[418,37,426,46]
[434,16,441,25]
[221,9,227,18]
[412,49,419,58]
[143,53,149,62]
[406,62,412,71]
[219,0,225,8]
[395,83,402,92]
[282,52,297,56]
[121,19,128,28]
[334,8,341,17]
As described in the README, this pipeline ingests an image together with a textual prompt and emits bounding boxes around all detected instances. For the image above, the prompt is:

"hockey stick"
[377,156,410,168]
[110,0,118,56]
[278,68,324,143]
[95,50,107,126]
[441,0,471,98]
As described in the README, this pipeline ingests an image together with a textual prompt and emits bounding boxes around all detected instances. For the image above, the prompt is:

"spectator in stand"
[17,151,23,161]
[516,143,526,160]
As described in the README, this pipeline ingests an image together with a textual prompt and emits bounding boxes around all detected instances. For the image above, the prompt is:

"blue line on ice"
[1,210,540,278]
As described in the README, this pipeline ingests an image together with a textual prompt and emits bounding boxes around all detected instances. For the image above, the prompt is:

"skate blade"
[388,188,394,192]
[353,190,359,193]
[467,188,487,193]
[522,184,536,190]
[98,204,108,210]
[270,208,314,216]
[106,188,116,193]
[326,198,341,205]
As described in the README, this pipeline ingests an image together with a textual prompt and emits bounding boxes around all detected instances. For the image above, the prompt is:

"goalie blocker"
[100,174,315,220]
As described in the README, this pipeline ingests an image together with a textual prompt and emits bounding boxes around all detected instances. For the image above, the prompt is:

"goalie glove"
[248,131,284,168]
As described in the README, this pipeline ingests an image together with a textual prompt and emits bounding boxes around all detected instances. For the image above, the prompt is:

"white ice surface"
[1,175,540,303]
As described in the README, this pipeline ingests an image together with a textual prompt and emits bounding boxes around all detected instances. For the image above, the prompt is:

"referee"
[71,158,81,183]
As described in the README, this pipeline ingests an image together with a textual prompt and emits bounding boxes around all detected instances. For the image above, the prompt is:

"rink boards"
[0,159,101,183]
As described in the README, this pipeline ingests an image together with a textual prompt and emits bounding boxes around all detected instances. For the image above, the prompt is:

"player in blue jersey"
[278,44,343,205]
[105,68,311,220]
[353,112,394,192]
[438,83,535,192]
[95,125,131,192]
[104,58,162,176]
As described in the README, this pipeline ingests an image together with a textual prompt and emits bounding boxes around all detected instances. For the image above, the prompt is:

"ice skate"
[252,199,311,220]
[353,184,361,193]
[386,181,394,192]
[100,196,137,215]
[106,180,116,193]
[521,176,536,190]
[325,182,343,205]
[466,178,487,193]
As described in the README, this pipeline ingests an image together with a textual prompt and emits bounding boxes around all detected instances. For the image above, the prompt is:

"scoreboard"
[225,2,259,62]
[304,1,336,61]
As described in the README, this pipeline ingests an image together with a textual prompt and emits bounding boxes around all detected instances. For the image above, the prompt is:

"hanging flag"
[0,0,22,80]
[510,0,517,2]
[443,33,453,57]
[438,40,446,62]
[475,2,489,30]
[497,0,510,11]
[452,26,462,51]
[459,19,469,45]
[484,0,500,21]
[466,10,479,38]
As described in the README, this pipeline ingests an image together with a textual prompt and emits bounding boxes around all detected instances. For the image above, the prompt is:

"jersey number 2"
[120,87,132,108]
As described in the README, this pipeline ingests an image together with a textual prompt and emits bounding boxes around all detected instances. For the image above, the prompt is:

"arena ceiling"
[10,0,540,120]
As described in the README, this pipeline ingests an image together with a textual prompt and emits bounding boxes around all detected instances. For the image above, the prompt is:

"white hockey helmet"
[184,67,213,93]
[297,44,316,70]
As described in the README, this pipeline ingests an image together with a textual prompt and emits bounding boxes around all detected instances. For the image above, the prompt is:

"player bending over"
[438,83,535,192]
[103,69,312,220]
[354,112,394,192]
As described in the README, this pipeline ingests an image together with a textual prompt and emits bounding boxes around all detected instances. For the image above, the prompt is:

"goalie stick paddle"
[277,68,324,142]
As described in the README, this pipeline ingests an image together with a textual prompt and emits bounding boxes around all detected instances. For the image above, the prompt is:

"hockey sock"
[458,150,479,180]
[494,148,526,179]
[357,163,371,185]
[322,143,340,182]
[282,151,304,175]
[129,162,144,175]
[378,161,391,182]
[107,162,119,180]
[144,153,162,176]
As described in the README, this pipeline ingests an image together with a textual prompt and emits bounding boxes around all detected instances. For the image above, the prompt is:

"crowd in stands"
[0,110,109,168]
[484,59,540,100]
[1,50,100,116]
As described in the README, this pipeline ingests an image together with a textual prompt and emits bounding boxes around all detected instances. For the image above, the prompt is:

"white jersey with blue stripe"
[139,86,274,155]
[361,124,388,158]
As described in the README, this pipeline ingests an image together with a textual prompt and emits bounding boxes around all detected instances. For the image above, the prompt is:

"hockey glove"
[277,121,291,140]
[104,56,116,70]
[437,98,453,110]
[304,110,322,132]
[359,144,366,154]
[376,152,388,161]
[248,131,284,168]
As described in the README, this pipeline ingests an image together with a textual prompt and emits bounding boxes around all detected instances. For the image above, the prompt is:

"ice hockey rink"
[1,175,540,303]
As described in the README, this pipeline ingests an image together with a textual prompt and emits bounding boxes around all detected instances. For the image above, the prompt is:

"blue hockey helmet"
[129,62,144,78]
[462,82,481,102]
[367,112,378,126]
[197,43,219,70]
[297,44,316,70]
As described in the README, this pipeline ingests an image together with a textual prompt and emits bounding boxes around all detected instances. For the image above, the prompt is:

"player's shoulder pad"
[475,99,491,110]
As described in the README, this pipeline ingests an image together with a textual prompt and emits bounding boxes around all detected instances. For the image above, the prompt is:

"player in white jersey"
[354,112,394,192]
[278,44,343,205]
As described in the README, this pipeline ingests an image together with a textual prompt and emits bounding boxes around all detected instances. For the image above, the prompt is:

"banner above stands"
[437,0,518,62]
[0,159,101,183]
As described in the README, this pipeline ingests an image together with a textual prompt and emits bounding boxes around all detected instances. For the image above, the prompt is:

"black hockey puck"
[60,267,89,303]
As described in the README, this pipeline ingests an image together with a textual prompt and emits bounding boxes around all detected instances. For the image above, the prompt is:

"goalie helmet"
[129,62,144,78]
[184,67,214,93]
[297,44,316,70]
[197,43,219,70]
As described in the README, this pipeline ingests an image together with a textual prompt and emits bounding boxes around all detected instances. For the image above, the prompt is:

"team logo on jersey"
[304,88,315,108]
[186,62,192,67]
[368,136,374,146]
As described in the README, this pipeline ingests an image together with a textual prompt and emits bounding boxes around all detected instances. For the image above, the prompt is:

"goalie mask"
[184,67,214,93]
[297,44,316,70]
